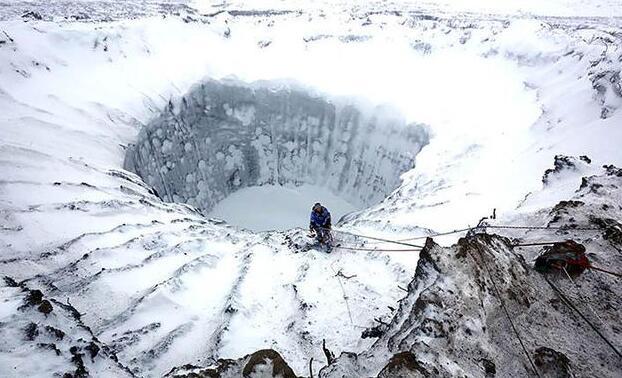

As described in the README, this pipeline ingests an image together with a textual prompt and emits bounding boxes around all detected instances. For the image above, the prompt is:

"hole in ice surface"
[208,184,359,231]
[125,79,429,230]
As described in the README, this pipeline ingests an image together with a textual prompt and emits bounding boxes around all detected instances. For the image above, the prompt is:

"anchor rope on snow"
[544,275,622,360]
[561,267,606,326]
[321,227,425,249]
[309,219,621,367]
[467,241,542,378]
[320,221,603,254]
[333,245,421,252]
[335,223,601,246]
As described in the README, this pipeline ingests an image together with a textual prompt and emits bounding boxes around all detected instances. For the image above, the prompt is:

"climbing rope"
[562,267,606,326]
[544,275,622,359]
[309,222,603,255]
[333,222,601,247]
[468,242,542,378]
[334,245,421,253]
[398,227,474,241]
[329,261,354,326]
[486,225,601,231]
[588,265,622,278]
[512,241,563,247]
[320,227,425,249]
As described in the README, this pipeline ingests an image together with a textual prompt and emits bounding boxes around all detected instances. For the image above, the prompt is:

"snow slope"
[1,1,621,376]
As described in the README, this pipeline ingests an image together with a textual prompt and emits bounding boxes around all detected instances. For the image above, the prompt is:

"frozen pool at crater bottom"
[207,184,360,231]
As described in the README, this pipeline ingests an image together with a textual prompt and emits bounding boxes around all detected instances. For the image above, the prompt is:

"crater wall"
[124,80,429,213]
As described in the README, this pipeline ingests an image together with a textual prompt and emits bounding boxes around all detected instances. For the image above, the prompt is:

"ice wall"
[125,80,429,213]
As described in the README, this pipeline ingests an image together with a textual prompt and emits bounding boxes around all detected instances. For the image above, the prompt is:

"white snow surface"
[192,0,622,17]
[0,1,621,376]
[208,184,359,231]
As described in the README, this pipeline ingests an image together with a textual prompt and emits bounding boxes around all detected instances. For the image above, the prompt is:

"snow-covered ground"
[1,0,621,377]
[209,184,359,231]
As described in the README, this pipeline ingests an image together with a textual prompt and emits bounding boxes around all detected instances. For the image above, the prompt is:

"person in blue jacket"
[309,202,332,245]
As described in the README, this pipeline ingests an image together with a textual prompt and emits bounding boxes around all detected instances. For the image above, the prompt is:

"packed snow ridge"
[124,80,428,220]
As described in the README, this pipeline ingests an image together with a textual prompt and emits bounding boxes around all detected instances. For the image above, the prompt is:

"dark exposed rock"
[242,349,296,378]
[592,70,621,118]
[550,200,584,215]
[165,360,236,377]
[45,325,66,340]
[38,342,62,356]
[533,347,573,377]
[377,352,428,378]
[165,349,295,377]
[589,216,622,245]
[165,364,219,377]
[419,318,446,338]
[362,323,387,339]
[579,155,591,164]
[543,155,588,185]
[38,300,53,315]
[603,164,622,177]
[21,10,43,20]
[319,218,622,377]
[23,289,43,307]
[24,322,39,341]
[86,341,100,360]
[53,298,83,321]
[481,358,496,377]
[3,276,19,287]
[579,176,604,193]
[68,346,89,378]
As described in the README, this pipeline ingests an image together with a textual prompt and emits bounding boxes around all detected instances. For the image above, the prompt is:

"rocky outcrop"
[314,166,622,377]
[317,231,622,377]
[315,166,622,377]
[164,349,296,378]
[376,352,428,377]
[542,155,592,185]
[0,279,133,377]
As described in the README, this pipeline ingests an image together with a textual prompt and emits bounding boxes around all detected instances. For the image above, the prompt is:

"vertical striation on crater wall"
[124,80,429,214]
